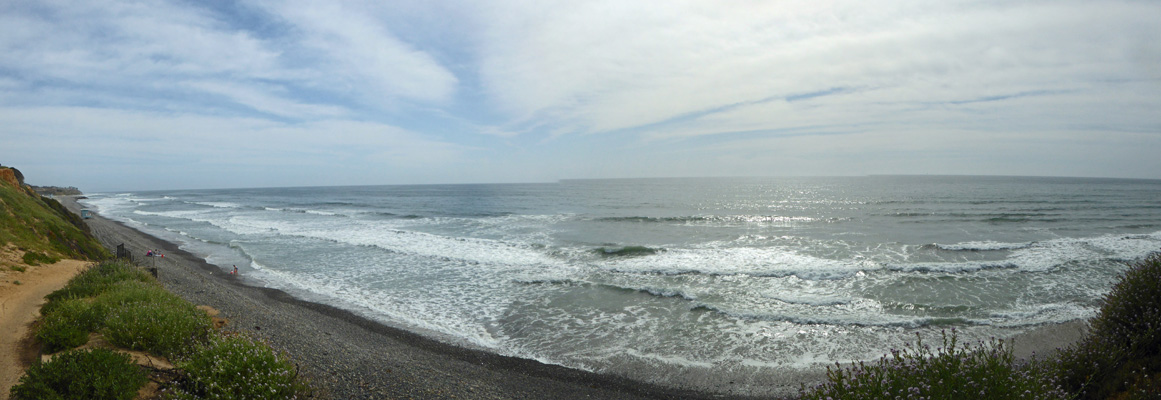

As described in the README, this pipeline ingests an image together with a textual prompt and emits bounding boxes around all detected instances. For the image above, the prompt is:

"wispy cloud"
[1,0,1159,189]
[473,0,1161,139]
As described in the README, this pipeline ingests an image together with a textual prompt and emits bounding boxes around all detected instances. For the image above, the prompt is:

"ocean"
[81,176,1161,386]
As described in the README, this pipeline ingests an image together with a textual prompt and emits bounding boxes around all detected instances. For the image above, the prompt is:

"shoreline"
[60,196,767,399]
[58,196,1090,399]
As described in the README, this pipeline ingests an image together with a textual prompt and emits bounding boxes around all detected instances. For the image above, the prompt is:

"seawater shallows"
[83,176,1161,385]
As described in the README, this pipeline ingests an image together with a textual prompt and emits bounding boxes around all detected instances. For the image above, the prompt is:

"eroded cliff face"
[0,168,21,188]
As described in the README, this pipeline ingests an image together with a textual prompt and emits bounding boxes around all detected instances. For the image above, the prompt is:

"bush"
[102,299,212,358]
[1055,253,1161,399]
[94,280,183,309]
[22,250,58,266]
[800,330,1067,400]
[164,333,308,400]
[45,261,151,302]
[36,298,103,353]
[9,348,147,400]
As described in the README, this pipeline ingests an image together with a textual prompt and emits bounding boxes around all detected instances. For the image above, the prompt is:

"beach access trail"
[58,196,753,400]
[0,258,88,400]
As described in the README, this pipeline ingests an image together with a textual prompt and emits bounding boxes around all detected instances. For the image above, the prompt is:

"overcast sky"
[2,0,1160,192]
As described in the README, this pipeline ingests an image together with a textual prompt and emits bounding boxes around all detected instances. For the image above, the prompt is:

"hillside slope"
[0,166,109,262]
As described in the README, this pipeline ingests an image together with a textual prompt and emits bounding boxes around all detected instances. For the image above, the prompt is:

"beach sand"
[55,196,1089,399]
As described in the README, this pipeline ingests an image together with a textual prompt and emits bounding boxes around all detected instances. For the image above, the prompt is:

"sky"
[2,0,1160,192]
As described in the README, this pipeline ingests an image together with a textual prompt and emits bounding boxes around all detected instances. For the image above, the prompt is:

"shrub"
[1055,253,1161,399]
[94,280,183,309]
[103,299,212,358]
[22,250,58,265]
[36,298,103,353]
[10,265,27,272]
[46,261,152,302]
[164,333,307,400]
[800,330,1067,400]
[8,348,147,400]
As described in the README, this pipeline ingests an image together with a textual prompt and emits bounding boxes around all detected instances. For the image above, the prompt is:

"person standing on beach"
[232,265,238,275]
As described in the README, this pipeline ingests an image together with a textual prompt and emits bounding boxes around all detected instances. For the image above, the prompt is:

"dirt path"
[0,259,88,400]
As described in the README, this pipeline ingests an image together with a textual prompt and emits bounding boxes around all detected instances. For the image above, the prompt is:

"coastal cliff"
[0,166,108,262]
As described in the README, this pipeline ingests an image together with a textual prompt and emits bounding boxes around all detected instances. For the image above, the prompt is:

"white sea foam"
[223,215,564,268]
[601,246,867,280]
[190,201,242,208]
[936,241,1031,251]
[249,260,510,352]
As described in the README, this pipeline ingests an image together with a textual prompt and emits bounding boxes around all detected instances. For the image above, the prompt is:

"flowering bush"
[163,333,308,400]
[1055,253,1161,399]
[800,330,1067,400]
[103,298,213,358]
[9,348,146,400]
[45,261,151,302]
[36,297,103,353]
[31,260,312,397]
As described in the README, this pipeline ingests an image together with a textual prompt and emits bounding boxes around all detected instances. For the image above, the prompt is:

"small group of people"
[145,249,162,257]
[231,265,238,275]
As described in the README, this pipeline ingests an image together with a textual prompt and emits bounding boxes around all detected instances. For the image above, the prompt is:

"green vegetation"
[13,260,311,399]
[164,333,308,400]
[800,331,1066,399]
[37,298,103,353]
[0,167,109,261]
[1055,253,1161,399]
[103,298,213,357]
[44,261,152,303]
[800,253,1161,400]
[22,250,59,265]
[9,264,27,272]
[9,348,147,400]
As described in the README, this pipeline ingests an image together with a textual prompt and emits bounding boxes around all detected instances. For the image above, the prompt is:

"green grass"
[0,177,109,261]
[9,348,147,400]
[9,264,27,272]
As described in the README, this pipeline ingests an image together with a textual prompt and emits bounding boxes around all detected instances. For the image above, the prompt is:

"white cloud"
[0,106,469,189]
[474,0,1161,137]
[259,0,459,104]
[0,0,281,84]
[2,0,1159,187]
[183,80,348,118]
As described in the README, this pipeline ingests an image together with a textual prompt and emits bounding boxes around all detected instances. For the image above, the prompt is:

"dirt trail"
[0,259,87,400]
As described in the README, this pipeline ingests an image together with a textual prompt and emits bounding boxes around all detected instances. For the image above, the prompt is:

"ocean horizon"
[80,175,1161,386]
